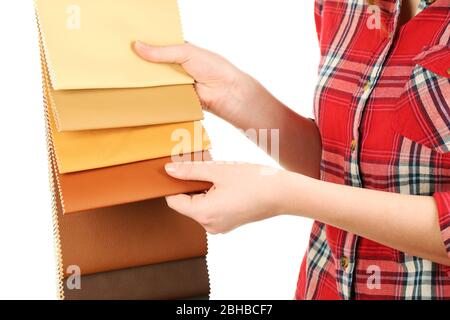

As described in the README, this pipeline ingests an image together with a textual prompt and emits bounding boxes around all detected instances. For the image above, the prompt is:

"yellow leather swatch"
[49,110,210,174]
[50,85,204,131]
[35,0,193,90]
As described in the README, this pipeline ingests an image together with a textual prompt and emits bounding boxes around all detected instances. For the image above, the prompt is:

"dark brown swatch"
[64,257,210,300]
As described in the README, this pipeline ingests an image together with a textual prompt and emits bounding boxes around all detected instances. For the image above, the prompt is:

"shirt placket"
[337,0,405,300]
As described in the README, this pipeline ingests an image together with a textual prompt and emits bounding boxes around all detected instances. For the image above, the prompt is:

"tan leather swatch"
[57,194,208,276]
[35,0,193,90]
[57,152,213,214]
[64,258,210,300]
[50,84,204,131]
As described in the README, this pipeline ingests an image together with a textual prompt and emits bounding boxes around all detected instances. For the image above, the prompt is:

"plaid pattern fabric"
[392,134,450,195]
[296,0,450,300]
[396,46,450,153]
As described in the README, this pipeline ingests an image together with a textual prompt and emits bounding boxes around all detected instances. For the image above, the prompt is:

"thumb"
[133,41,192,64]
[165,162,216,182]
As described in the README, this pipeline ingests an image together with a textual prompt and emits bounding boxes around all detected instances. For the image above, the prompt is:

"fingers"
[133,41,192,64]
[165,162,221,232]
[165,162,217,182]
[166,193,208,222]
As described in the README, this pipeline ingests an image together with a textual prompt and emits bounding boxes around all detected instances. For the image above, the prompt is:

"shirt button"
[447,68,450,75]
[350,140,357,153]
[363,81,371,92]
[340,256,350,270]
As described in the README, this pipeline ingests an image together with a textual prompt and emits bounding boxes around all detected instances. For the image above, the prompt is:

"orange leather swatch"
[57,152,212,214]
[57,195,207,277]
[63,258,210,300]
[49,84,204,131]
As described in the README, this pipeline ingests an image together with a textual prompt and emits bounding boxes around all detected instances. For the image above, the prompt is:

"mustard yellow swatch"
[35,0,193,90]
[49,110,210,174]
[50,85,204,131]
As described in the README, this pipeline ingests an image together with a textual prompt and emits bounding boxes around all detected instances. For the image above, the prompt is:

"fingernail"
[165,163,177,173]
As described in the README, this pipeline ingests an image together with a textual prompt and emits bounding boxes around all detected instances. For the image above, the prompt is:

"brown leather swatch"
[63,257,210,300]
[57,195,208,276]
[57,151,212,214]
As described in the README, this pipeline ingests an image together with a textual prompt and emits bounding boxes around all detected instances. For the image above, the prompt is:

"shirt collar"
[417,0,436,14]
[374,0,438,15]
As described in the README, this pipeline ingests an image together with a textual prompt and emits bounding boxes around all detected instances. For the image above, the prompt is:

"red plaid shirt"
[295,0,450,300]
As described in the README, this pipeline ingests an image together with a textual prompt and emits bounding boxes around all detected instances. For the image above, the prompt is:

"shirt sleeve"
[433,192,450,258]
[314,0,323,42]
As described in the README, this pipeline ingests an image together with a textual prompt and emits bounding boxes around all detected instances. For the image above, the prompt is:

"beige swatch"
[50,84,204,131]
[35,0,193,90]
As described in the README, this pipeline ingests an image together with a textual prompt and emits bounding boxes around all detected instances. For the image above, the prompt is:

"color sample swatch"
[36,0,211,300]
[55,191,207,276]
[49,84,204,131]
[36,0,193,90]
[57,152,212,214]
[48,105,210,174]
[63,258,210,300]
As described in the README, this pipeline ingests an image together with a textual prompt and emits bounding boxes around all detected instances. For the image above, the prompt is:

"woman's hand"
[164,161,288,234]
[133,41,323,177]
[133,41,255,125]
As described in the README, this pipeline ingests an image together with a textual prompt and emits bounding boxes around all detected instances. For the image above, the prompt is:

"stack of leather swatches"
[35,0,212,300]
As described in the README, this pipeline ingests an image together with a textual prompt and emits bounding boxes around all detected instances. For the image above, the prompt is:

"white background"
[0,0,318,300]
